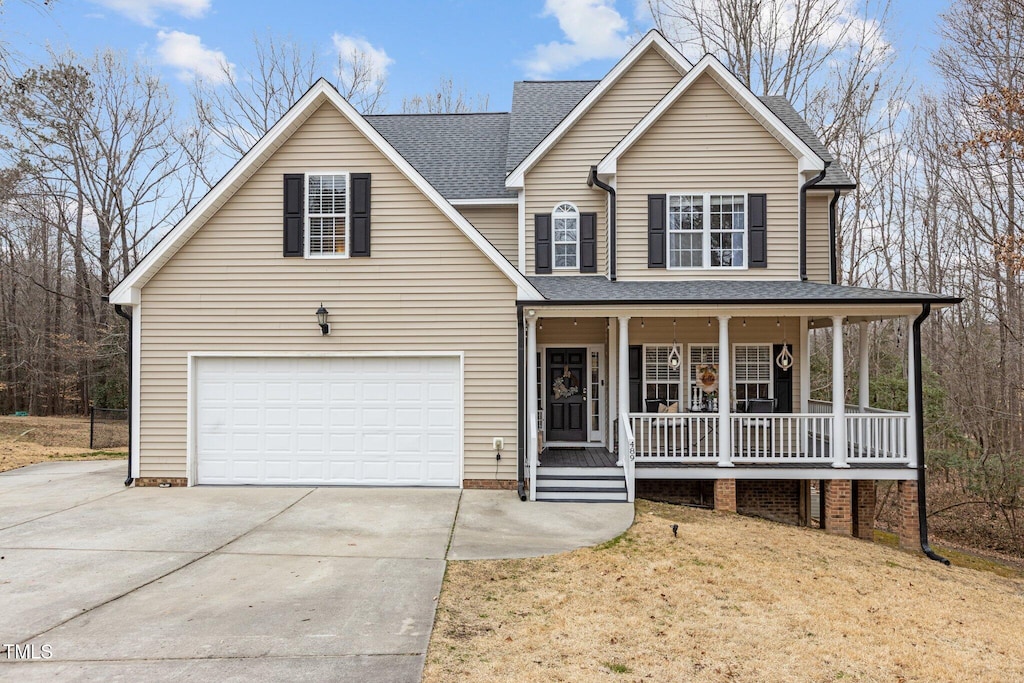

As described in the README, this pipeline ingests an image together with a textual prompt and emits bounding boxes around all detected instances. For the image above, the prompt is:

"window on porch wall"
[645,346,681,406]
[590,350,600,432]
[688,345,719,411]
[734,344,772,406]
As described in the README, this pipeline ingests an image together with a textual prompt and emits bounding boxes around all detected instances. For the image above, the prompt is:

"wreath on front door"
[552,365,580,399]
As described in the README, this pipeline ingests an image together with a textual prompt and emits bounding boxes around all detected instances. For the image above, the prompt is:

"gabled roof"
[504,30,691,189]
[505,80,599,173]
[109,80,543,304]
[759,97,855,187]
[366,112,517,200]
[597,55,827,177]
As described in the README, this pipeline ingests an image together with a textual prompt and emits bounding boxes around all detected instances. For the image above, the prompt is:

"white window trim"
[666,191,748,271]
[305,171,350,259]
[642,343,684,407]
[685,343,774,410]
[732,342,774,406]
[552,202,580,271]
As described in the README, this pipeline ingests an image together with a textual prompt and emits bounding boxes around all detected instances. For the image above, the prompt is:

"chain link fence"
[90,407,128,450]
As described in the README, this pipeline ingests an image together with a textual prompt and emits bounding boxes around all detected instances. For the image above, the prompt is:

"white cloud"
[331,34,394,82]
[156,30,232,84]
[89,0,210,26]
[524,0,634,78]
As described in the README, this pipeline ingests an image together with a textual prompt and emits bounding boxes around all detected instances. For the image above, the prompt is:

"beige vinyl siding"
[626,316,804,409]
[139,102,519,481]
[525,47,682,276]
[616,73,800,280]
[458,205,519,268]
[805,193,832,284]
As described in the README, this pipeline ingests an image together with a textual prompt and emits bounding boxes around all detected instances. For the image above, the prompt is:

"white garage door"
[194,356,461,486]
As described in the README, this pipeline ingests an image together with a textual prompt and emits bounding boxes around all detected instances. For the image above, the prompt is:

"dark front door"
[546,348,587,442]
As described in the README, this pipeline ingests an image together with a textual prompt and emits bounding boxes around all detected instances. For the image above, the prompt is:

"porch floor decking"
[540,447,618,468]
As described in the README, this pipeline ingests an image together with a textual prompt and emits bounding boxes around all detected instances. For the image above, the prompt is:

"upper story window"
[668,193,745,269]
[307,173,348,257]
[552,202,579,269]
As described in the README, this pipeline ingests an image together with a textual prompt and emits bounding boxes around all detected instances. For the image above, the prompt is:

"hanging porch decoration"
[776,318,794,370]
[695,362,719,394]
[668,318,682,370]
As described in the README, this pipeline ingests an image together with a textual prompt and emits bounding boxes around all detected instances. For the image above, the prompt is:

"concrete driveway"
[0,461,633,682]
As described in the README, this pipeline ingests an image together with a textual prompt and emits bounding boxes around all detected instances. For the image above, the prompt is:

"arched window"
[552,202,579,269]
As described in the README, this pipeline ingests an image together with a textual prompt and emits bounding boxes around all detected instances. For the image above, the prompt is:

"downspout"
[588,166,617,281]
[799,162,830,281]
[113,303,134,487]
[912,303,949,565]
[517,305,527,501]
[828,188,841,285]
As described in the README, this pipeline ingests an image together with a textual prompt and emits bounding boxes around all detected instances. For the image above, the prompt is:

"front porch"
[523,306,925,505]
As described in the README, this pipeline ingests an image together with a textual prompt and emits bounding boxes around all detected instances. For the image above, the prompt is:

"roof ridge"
[515,79,602,84]
[366,111,509,117]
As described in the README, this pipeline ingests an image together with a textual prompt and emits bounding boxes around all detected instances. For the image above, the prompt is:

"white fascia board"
[450,197,519,206]
[110,79,543,304]
[505,30,692,190]
[597,55,826,176]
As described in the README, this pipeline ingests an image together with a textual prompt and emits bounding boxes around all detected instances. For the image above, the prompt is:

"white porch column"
[858,321,870,411]
[526,315,538,499]
[799,316,810,414]
[832,316,849,468]
[617,316,630,466]
[607,318,618,450]
[906,315,918,468]
[717,315,733,467]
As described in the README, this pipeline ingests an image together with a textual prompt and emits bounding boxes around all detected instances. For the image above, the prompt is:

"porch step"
[534,465,628,502]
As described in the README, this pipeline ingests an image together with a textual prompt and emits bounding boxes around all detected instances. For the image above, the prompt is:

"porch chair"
[738,398,776,456]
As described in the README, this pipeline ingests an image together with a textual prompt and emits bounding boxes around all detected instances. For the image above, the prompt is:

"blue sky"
[3,0,950,112]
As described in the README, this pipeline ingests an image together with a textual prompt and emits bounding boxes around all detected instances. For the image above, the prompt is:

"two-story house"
[108,31,958,553]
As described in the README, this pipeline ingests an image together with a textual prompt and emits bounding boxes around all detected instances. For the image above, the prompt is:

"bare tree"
[401,77,489,114]
[193,32,388,161]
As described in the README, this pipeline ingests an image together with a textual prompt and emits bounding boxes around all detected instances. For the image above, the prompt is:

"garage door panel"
[196,356,460,486]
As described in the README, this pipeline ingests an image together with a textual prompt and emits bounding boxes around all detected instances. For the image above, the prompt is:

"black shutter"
[648,194,666,268]
[580,212,597,273]
[748,193,768,268]
[283,174,304,257]
[773,344,793,413]
[350,173,371,257]
[628,345,643,413]
[535,214,552,274]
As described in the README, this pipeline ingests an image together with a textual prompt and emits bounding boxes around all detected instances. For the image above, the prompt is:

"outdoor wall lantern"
[316,303,330,335]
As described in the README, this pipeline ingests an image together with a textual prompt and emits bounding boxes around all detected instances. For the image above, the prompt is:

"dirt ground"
[425,500,1024,683]
[0,415,126,473]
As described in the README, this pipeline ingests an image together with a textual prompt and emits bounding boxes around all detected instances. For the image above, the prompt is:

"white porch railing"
[846,412,910,462]
[630,413,719,462]
[619,411,636,502]
[626,409,911,466]
[529,411,538,502]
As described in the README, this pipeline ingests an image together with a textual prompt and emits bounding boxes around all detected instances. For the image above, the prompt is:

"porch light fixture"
[776,318,793,370]
[641,317,645,328]
[574,317,578,326]
[316,303,330,335]
[668,318,682,370]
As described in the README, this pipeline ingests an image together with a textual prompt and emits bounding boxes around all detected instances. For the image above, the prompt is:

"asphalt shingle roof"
[505,80,600,173]
[525,276,959,305]
[365,112,515,200]
[362,80,854,201]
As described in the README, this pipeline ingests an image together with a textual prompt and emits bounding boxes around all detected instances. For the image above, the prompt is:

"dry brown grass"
[425,500,1024,683]
[0,415,126,473]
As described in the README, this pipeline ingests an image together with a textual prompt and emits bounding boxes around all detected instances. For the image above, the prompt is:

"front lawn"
[0,415,126,473]
[425,500,1024,682]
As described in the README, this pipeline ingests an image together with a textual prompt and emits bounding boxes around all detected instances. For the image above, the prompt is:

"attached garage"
[192,355,462,486]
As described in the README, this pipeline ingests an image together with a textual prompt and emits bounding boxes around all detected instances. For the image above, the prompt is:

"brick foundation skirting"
[135,477,188,487]
[898,480,920,550]
[737,480,801,526]
[823,480,853,536]
[463,479,518,490]
[713,479,737,513]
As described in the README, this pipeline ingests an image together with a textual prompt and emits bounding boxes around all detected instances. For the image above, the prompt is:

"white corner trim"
[450,197,520,206]
[596,55,827,176]
[505,30,692,190]
[110,79,543,304]
[517,190,526,275]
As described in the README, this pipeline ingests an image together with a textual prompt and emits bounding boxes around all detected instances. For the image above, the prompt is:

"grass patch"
[875,529,1022,578]
[0,416,126,473]
[425,499,1024,682]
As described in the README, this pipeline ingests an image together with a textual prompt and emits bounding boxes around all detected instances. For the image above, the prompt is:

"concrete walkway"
[0,461,633,682]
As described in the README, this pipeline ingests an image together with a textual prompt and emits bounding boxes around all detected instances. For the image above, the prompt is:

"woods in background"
[3,1,1024,553]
